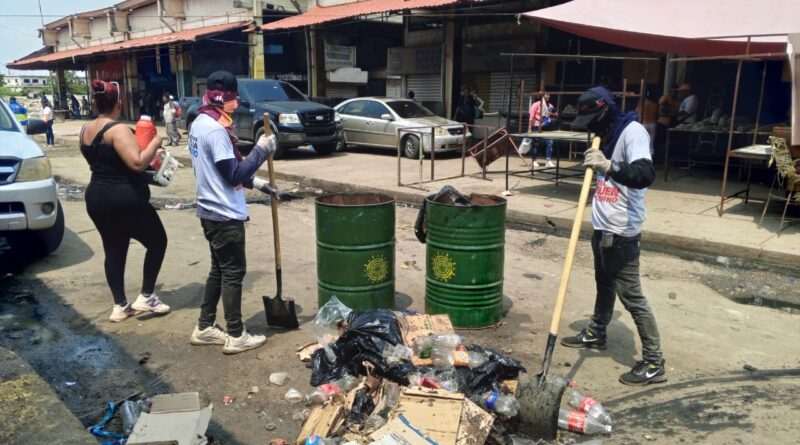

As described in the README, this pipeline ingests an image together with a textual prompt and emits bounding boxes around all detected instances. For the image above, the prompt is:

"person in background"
[170,95,182,144]
[80,80,170,322]
[562,86,665,387]
[70,94,81,119]
[675,83,698,124]
[82,96,90,117]
[188,70,278,354]
[8,97,28,127]
[162,93,180,146]
[42,98,54,147]
[454,86,484,127]
[528,92,557,168]
[656,87,679,152]
[636,90,659,155]
[407,90,416,101]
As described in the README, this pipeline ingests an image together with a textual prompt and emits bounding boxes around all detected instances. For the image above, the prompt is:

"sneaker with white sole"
[222,329,267,354]
[190,325,227,346]
[131,293,170,314]
[109,303,134,323]
[545,160,556,168]
[531,160,541,169]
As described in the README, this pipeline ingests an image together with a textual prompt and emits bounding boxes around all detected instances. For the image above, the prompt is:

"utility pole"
[250,0,265,79]
[37,0,57,102]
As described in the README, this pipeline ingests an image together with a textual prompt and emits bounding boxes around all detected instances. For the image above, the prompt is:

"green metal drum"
[315,193,395,310]
[425,194,506,327]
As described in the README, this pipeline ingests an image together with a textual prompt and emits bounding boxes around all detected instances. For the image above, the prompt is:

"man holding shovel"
[562,86,666,386]
[187,70,278,354]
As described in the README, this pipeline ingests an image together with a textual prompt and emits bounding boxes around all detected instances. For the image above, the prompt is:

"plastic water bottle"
[568,389,612,424]
[482,391,520,417]
[558,408,612,435]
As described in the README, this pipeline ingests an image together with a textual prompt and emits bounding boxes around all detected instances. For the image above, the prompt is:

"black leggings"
[85,182,167,306]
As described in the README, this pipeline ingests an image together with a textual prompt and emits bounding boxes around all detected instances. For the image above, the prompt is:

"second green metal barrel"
[425,194,506,327]
[316,193,395,310]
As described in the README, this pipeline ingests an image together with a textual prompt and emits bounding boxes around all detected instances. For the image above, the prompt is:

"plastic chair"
[759,136,800,235]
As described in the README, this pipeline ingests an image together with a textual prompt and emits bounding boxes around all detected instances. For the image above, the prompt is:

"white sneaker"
[531,160,541,169]
[222,328,267,354]
[131,293,171,314]
[109,303,134,323]
[545,160,556,168]
[190,325,227,346]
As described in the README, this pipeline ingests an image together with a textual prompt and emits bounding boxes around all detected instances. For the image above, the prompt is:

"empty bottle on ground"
[482,391,520,417]
[568,389,612,424]
[558,408,612,435]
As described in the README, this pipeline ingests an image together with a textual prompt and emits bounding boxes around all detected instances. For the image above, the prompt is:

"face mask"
[222,99,239,114]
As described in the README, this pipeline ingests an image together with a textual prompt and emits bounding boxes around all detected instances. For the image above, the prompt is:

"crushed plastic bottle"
[383,344,413,364]
[482,391,520,417]
[121,399,147,436]
[558,408,612,435]
[269,372,290,386]
[307,388,332,405]
[467,351,487,368]
[434,333,462,349]
[432,346,456,368]
[285,388,306,405]
[364,414,388,432]
[332,375,360,392]
[305,435,327,445]
[568,389,612,424]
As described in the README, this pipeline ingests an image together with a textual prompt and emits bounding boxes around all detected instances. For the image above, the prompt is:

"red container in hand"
[135,115,161,170]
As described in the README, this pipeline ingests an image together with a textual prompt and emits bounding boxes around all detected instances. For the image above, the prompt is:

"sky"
[0,0,111,76]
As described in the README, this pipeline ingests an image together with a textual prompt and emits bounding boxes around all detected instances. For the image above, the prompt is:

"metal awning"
[8,21,251,70]
[262,0,461,31]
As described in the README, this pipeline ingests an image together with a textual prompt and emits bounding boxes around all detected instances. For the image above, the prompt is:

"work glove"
[582,148,612,174]
[253,177,280,197]
[255,134,278,155]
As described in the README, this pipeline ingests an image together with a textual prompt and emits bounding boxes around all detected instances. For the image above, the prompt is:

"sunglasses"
[96,81,122,104]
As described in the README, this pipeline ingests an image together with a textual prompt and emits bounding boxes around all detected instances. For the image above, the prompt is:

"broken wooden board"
[392,388,464,445]
[455,399,494,445]
[296,342,322,362]
[397,315,454,347]
[295,403,346,445]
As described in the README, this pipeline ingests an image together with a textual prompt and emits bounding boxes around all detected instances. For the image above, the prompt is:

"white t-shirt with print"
[189,114,248,221]
[591,121,651,237]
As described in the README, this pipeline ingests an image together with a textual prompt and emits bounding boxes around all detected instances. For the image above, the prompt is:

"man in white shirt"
[162,93,180,146]
[563,87,665,387]
[676,83,698,124]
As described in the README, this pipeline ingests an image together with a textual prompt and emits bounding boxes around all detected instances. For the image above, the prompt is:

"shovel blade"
[263,295,299,329]
[515,371,567,441]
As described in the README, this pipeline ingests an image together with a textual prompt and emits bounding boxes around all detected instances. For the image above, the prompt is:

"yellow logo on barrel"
[364,255,389,283]
[432,252,456,282]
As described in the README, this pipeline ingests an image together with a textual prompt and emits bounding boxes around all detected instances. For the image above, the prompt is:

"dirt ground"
[1,146,799,445]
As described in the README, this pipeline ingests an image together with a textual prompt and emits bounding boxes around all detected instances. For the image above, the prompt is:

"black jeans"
[199,218,246,337]
[85,182,167,306]
[45,120,54,145]
[588,231,663,363]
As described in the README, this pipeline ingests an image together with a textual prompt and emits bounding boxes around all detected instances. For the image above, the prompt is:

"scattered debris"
[743,364,758,372]
[543,202,554,208]
[297,342,323,362]
[65,381,77,386]
[127,392,213,445]
[163,202,198,210]
[270,372,290,386]
[501,190,514,197]
[400,260,417,270]
[249,386,260,394]
[271,439,291,445]
[222,395,235,406]
[716,256,731,268]
[668,292,677,300]
[138,351,152,365]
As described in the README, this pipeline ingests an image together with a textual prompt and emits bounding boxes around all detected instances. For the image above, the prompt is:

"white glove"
[582,148,612,174]
[255,134,278,155]
[253,177,279,196]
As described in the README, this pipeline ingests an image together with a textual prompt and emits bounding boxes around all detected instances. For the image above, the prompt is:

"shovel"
[261,113,299,329]
[516,136,600,440]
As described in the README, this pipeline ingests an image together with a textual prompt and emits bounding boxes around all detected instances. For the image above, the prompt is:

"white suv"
[0,98,64,264]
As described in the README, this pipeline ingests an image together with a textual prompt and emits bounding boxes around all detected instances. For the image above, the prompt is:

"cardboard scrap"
[397,315,454,347]
[392,388,464,445]
[296,401,347,445]
[455,399,494,445]
[499,379,518,395]
[127,392,212,445]
[370,414,439,445]
[297,342,322,362]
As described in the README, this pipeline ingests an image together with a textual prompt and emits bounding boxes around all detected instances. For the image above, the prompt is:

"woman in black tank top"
[80,80,171,322]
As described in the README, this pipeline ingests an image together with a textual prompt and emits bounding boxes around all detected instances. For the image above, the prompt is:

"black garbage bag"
[414,185,471,243]
[348,391,377,424]
[310,310,416,386]
[461,345,527,397]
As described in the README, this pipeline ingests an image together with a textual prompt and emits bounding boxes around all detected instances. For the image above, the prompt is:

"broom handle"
[548,136,601,334]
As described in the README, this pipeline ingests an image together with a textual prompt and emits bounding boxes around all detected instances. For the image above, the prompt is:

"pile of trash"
[287,298,613,445]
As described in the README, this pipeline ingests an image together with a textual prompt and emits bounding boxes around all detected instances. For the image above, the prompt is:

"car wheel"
[255,125,285,159]
[402,134,421,159]
[315,143,337,155]
[34,200,65,256]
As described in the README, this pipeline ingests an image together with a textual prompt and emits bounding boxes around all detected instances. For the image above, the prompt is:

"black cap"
[207,70,237,93]
[571,87,613,130]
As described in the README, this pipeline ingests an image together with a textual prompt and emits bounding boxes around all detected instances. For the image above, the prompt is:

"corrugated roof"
[8,21,250,70]
[263,0,461,31]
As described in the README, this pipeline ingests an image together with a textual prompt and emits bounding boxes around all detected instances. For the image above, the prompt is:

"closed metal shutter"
[487,72,537,115]
[385,78,402,98]
[325,84,358,99]
[407,74,443,114]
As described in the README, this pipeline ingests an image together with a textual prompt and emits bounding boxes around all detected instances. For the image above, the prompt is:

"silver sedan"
[334,98,470,159]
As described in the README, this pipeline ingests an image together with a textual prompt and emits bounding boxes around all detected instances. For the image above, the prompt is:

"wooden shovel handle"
[263,113,281,270]
[548,136,601,334]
